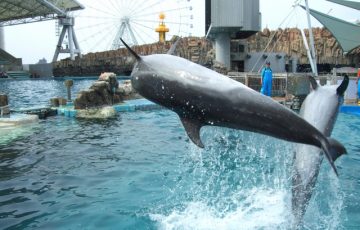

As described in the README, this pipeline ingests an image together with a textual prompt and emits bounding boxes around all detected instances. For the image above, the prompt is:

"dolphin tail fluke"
[320,137,347,176]
[327,137,347,162]
[120,38,141,61]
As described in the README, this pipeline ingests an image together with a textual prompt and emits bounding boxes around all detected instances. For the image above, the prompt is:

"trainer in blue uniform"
[260,61,273,97]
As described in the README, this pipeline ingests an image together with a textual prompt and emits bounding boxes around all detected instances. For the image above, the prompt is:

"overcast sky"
[2,0,360,64]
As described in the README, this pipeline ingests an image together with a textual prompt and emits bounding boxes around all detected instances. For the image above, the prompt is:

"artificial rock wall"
[247,27,359,65]
[53,28,360,77]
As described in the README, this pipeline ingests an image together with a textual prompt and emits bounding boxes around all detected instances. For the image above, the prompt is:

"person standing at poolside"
[260,61,273,97]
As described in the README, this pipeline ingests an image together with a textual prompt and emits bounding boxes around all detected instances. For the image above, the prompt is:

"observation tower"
[205,0,260,69]
[155,13,169,43]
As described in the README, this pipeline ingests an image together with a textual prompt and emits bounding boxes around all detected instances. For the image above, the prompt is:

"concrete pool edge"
[57,99,163,118]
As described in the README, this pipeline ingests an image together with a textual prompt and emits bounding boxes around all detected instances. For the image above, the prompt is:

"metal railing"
[228,72,288,97]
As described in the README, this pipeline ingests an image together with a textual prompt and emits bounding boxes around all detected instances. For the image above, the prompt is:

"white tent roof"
[326,0,360,11]
[301,5,360,53]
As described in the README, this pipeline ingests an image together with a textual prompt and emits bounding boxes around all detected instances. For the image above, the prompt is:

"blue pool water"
[0,79,360,229]
[0,77,128,109]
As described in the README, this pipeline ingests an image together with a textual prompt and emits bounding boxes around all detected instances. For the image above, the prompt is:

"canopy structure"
[301,5,360,53]
[326,0,360,11]
[0,0,84,26]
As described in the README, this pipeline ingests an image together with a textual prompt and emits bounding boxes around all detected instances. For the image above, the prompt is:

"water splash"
[151,189,291,230]
[151,127,295,229]
[150,125,345,229]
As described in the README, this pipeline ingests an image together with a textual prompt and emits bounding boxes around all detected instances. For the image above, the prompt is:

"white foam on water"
[150,189,292,230]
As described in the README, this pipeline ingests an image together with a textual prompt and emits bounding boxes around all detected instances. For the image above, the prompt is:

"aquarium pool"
[0,108,359,229]
[1,78,360,229]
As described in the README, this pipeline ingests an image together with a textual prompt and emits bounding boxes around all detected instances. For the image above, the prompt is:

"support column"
[0,26,4,50]
[53,17,81,62]
[215,32,230,69]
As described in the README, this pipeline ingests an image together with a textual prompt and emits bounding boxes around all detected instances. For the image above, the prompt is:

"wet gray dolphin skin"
[120,38,345,175]
[292,76,348,228]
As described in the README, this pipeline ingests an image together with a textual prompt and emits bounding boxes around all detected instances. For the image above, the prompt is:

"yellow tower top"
[159,12,165,20]
[155,12,169,43]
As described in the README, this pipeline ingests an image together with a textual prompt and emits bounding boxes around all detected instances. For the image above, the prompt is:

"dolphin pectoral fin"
[180,117,204,148]
[328,137,347,161]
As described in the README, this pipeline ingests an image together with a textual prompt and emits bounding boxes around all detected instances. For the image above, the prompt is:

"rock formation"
[73,72,142,119]
[74,72,122,110]
[117,80,142,101]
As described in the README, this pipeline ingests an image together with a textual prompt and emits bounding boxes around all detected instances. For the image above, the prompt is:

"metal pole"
[300,29,315,75]
[305,0,318,76]
[0,26,4,50]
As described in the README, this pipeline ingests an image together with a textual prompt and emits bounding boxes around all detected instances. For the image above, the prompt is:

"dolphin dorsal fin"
[308,76,318,91]
[120,38,141,61]
[167,37,181,55]
[337,75,349,96]
[180,116,204,148]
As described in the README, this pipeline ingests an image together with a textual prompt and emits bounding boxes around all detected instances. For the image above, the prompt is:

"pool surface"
[0,79,359,229]
[0,77,127,109]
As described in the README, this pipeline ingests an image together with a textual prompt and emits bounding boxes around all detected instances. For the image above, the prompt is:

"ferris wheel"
[65,0,194,54]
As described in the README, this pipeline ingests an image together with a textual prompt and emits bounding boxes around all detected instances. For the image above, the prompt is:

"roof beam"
[0,0,84,26]
[36,0,66,16]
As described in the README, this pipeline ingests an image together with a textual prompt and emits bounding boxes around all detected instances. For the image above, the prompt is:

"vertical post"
[64,80,74,102]
[0,94,9,116]
[0,26,4,50]
[300,29,316,75]
[305,0,318,76]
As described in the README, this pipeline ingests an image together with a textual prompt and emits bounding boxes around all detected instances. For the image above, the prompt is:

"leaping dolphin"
[120,38,346,175]
[292,75,348,227]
